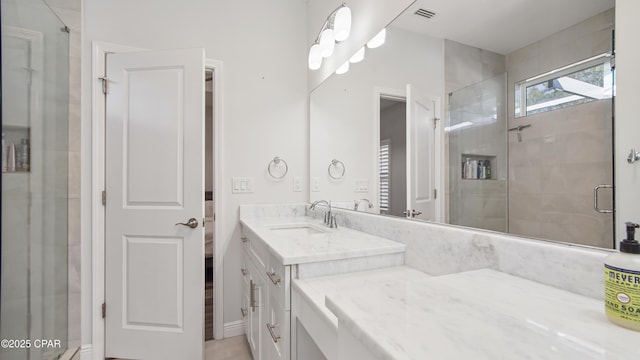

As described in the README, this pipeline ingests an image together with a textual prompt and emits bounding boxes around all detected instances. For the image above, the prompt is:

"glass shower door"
[1,0,70,358]
[447,73,508,232]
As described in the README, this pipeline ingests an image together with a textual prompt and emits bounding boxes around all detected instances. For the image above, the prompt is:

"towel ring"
[328,159,345,180]
[268,156,288,180]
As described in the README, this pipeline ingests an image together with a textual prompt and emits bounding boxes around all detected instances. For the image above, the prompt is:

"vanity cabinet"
[239,212,405,360]
[241,228,291,360]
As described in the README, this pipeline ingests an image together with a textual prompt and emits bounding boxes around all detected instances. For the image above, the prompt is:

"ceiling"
[391,0,615,55]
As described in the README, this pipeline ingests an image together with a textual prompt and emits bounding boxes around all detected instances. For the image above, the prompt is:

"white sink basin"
[268,223,329,236]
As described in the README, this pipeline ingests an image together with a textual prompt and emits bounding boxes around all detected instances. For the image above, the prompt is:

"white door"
[105,48,205,360]
[406,84,437,221]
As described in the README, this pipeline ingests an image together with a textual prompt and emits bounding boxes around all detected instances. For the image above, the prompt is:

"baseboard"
[79,344,93,360]
[223,320,245,338]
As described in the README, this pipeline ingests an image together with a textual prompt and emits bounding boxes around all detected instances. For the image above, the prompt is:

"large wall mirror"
[310,0,616,249]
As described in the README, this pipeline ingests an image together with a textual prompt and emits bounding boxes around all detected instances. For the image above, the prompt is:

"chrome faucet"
[310,200,337,228]
[353,199,374,211]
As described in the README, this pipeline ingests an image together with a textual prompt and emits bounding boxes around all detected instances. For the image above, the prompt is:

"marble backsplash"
[240,203,612,300]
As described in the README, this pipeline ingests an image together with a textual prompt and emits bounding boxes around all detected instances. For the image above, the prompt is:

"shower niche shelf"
[461,154,496,180]
[2,125,31,173]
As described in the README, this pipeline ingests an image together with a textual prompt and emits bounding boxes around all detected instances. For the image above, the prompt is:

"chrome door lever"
[175,218,199,229]
[628,149,640,164]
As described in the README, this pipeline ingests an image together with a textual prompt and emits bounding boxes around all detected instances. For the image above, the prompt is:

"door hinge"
[99,77,109,95]
[434,189,438,199]
[102,190,107,206]
[102,303,106,318]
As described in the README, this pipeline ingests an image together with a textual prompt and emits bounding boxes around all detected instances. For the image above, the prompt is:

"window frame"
[515,53,611,118]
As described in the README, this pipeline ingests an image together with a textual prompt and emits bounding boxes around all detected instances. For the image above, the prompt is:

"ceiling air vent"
[414,9,436,19]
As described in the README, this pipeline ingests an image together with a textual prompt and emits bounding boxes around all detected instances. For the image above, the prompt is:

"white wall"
[309,26,443,206]
[81,0,308,347]
[615,0,640,242]
[307,0,414,91]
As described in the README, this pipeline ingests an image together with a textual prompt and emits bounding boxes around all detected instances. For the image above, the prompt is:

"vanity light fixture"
[367,28,386,49]
[349,47,365,63]
[308,3,352,70]
[336,61,350,75]
[319,28,336,58]
[308,44,323,70]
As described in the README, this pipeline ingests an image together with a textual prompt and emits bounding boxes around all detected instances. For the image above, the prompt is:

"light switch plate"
[232,177,253,193]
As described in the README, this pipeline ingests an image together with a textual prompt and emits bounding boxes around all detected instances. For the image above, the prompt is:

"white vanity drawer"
[265,291,290,360]
[242,227,269,270]
[267,252,291,310]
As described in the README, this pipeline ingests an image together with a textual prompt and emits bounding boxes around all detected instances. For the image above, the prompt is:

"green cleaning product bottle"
[605,222,640,331]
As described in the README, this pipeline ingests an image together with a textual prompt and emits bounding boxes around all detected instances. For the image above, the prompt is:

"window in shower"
[515,53,613,117]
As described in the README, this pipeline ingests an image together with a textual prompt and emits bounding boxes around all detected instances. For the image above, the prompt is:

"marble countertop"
[325,269,639,359]
[240,215,405,265]
[292,266,429,329]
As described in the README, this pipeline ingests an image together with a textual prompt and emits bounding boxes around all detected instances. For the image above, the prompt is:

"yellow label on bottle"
[605,264,640,323]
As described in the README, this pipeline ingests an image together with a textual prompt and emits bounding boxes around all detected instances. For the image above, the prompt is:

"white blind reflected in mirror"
[379,139,391,213]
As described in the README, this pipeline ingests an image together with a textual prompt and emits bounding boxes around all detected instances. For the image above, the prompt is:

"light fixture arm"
[313,3,349,45]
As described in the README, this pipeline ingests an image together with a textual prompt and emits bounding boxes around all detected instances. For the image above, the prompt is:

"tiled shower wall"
[505,9,615,248]
[44,0,81,347]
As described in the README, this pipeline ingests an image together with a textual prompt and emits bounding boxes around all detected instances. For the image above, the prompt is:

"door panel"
[105,48,205,360]
[406,84,436,221]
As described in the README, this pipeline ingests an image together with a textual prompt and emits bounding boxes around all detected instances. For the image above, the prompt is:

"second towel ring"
[268,156,288,179]
[328,159,345,179]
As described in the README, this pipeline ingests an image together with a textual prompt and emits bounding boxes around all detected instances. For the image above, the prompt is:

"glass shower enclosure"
[447,73,508,233]
[1,0,70,358]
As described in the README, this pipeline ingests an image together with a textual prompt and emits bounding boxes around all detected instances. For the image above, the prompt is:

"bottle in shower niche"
[485,160,491,179]
[1,133,7,172]
[477,160,484,179]
[469,159,478,179]
[17,138,29,171]
[7,142,15,172]
[463,158,471,179]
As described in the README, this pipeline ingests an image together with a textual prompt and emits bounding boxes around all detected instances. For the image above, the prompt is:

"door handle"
[594,185,614,214]
[175,218,198,228]
[403,209,422,218]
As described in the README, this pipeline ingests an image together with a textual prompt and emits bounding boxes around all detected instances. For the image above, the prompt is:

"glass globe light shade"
[367,28,386,49]
[319,28,335,58]
[333,6,352,42]
[349,47,365,63]
[336,61,349,75]
[308,44,322,70]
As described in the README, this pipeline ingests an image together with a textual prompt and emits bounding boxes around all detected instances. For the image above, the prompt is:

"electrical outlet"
[354,179,369,193]
[293,176,302,192]
[311,177,320,192]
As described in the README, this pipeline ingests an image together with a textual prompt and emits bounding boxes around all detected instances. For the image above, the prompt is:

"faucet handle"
[329,213,338,228]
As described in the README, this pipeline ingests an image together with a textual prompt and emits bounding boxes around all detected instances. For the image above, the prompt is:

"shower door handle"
[594,185,614,214]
